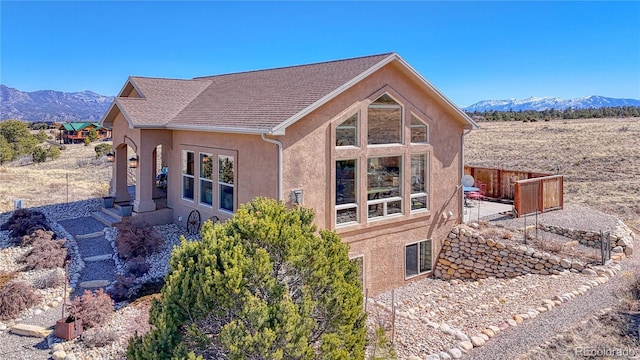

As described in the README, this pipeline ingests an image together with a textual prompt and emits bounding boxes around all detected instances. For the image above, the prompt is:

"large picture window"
[405,239,432,278]
[336,159,357,224]
[218,155,234,212]
[411,154,428,211]
[336,113,358,147]
[367,156,402,219]
[181,150,194,200]
[368,94,402,145]
[199,153,213,206]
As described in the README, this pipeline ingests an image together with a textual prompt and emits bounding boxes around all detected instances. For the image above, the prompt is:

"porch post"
[133,146,157,213]
[113,148,131,203]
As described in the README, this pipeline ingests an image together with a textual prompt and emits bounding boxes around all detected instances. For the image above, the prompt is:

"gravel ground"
[487,203,621,232]
[58,217,107,236]
[468,243,640,360]
[74,235,113,258]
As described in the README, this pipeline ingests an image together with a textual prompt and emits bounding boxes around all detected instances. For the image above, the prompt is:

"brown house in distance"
[58,122,111,144]
[100,53,478,296]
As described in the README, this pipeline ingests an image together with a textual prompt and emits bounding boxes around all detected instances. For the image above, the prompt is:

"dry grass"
[0,143,113,212]
[465,117,640,229]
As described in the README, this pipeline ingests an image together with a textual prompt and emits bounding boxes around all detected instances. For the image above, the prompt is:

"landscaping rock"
[10,324,52,338]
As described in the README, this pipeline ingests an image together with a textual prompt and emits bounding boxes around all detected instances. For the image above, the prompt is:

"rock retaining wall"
[434,225,591,280]
[540,220,634,256]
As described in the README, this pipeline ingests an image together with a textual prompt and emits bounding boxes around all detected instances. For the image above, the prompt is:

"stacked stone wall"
[434,226,589,280]
[540,221,634,256]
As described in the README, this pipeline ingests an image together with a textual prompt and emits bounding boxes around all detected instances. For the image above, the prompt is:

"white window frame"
[367,94,403,146]
[366,155,403,220]
[410,114,429,144]
[181,150,195,202]
[199,152,213,207]
[336,113,359,148]
[410,153,429,213]
[336,159,359,226]
[218,154,235,213]
[405,239,433,279]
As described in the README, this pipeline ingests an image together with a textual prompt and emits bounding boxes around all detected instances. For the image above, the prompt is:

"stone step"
[92,209,121,227]
[79,280,111,289]
[76,231,105,240]
[83,254,113,262]
[10,323,52,338]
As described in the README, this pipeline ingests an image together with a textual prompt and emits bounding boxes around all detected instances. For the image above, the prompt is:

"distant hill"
[0,85,114,122]
[463,95,640,112]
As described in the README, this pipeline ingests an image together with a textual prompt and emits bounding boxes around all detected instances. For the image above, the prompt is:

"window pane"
[219,156,234,185]
[367,156,401,200]
[200,180,212,205]
[336,160,356,205]
[219,184,234,211]
[182,176,194,200]
[200,153,212,179]
[420,240,432,273]
[387,200,402,215]
[368,95,401,145]
[368,107,401,144]
[411,115,428,143]
[405,243,418,277]
[182,151,194,175]
[411,196,427,211]
[336,113,358,147]
[337,207,357,224]
[368,203,384,219]
[411,154,427,194]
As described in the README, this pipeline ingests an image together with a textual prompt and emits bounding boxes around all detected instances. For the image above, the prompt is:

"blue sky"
[1,1,639,107]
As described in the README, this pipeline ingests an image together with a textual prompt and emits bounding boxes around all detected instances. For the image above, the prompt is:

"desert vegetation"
[465,117,640,229]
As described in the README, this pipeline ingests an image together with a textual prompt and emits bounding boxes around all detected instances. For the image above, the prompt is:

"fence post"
[391,289,396,343]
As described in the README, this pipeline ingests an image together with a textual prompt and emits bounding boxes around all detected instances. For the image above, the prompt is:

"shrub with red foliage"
[108,274,136,302]
[0,281,42,321]
[69,289,115,330]
[115,220,162,260]
[1,209,50,241]
[22,236,67,270]
[21,229,55,246]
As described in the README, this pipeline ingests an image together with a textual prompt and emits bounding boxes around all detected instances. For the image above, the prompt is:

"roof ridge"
[193,52,396,80]
[128,76,212,82]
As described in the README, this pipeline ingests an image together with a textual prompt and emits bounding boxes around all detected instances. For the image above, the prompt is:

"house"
[100,53,478,296]
[58,122,111,144]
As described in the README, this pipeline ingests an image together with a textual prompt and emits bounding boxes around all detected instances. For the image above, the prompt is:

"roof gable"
[101,53,477,133]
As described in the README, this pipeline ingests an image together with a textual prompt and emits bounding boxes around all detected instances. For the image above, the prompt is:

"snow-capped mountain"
[0,85,115,122]
[463,96,640,112]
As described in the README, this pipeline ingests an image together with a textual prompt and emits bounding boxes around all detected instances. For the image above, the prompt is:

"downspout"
[261,133,283,201]
[460,129,473,219]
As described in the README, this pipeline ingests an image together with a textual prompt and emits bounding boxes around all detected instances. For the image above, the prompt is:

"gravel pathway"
[74,235,113,258]
[58,217,107,236]
[468,237,640,359]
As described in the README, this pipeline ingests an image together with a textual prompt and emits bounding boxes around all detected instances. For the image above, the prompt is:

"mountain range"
[463,95,640,112]
[0,85,114,122]
[1,84,639,122]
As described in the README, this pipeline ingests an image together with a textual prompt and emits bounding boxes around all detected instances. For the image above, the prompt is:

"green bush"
[47,145,61,160]
[94,143,112,158]
[127,198,366,360]
[32,146,47,163]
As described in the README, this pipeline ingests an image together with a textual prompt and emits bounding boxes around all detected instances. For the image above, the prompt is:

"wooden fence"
[464,166,563,217]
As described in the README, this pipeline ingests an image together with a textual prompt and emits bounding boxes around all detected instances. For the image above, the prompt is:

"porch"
[92,186,173,226]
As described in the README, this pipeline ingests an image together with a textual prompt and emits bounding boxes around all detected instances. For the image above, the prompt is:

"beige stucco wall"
[280,61,465,296]
[167,131,278,226]
[109,60,466,297]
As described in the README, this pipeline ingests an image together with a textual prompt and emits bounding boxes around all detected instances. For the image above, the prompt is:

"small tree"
[0,135,15,164]
[87,128,99,142]
[32,146,47,163]
[94,143,112,158]
[83,137,91,146]
[47,145,61,160]
[127,197,365,360]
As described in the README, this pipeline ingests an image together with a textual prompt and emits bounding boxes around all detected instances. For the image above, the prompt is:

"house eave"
[164,124,285,136]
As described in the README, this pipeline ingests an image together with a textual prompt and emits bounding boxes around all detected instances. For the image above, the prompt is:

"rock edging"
[540,220,634,256]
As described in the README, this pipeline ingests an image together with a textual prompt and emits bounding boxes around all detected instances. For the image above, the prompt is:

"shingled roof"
[102,53,477,134]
